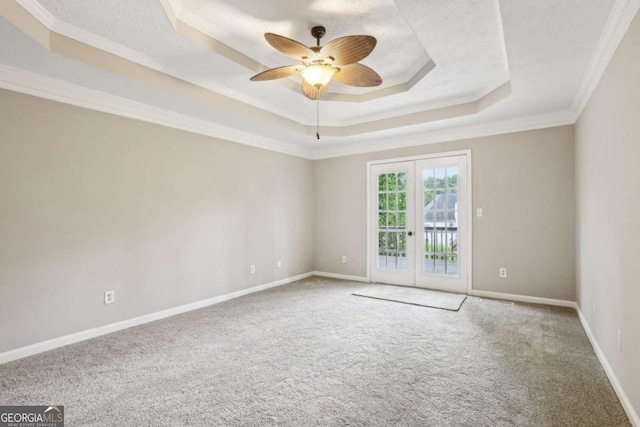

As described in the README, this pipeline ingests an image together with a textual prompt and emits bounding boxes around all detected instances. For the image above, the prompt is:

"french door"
[369,154,470,294]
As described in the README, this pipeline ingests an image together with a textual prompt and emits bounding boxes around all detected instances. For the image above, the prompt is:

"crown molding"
[0,64,585,162]
[571,0,640,119]
[17,0,134,64]
[312,111,576,159]
[0,65,314,159]
[0,64,552,162]
[325,77,510,129]
[312,0,639,159]
[13,0,303,124]
[15,0,54,27]
[3,0,513,134]
[48,17,296,119]
[5,0,633,160]
[3,1,311,133]
[307,81,511,137]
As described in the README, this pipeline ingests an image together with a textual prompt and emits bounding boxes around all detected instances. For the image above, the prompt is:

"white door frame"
[366,150,473,294]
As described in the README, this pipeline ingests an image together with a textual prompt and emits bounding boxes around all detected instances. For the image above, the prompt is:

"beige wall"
[315,126,576,300]
[0,90,577,355]
[0,89,314,352]
[575,12,640,418]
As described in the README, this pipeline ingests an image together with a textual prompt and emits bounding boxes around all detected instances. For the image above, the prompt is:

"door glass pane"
[435,168,446,190]
[398,193,406,210]
[423,230,434,274]
[378,193,387,210]
[398,212,406,227]
[388,193,397,210]
[378,174,387,191]
[446,166,458,188]
[398,173,406,191]
[422,166,459,277]
[377,172,408,272]
[378,212,387,227]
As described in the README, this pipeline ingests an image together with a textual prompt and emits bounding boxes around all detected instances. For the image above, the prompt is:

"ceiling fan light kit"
[301,65,336,88]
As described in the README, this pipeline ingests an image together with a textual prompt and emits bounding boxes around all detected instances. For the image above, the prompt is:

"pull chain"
[316,100,320,140]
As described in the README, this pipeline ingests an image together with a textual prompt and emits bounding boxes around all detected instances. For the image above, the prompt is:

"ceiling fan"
[250,26,382,100]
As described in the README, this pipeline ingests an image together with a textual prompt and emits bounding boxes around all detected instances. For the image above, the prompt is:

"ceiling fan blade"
[265,33,317,61]
[320,35,376,66]
[250,65,302,81]
[333,63,382,87]
[301,80,331,100]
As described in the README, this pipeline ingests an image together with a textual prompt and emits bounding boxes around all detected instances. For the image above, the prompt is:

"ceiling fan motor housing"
[311,26,326,43]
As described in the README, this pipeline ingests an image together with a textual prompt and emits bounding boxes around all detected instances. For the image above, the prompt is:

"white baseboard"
[311,271,370,282]
[576,306,639,426]
[0,272,313,365]
[470,289,577,308]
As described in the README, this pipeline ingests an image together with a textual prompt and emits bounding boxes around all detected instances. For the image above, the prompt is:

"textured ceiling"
[180,0,431,91]
[0,0,622,157]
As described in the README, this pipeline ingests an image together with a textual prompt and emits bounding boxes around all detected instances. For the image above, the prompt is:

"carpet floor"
[0,277,630,426]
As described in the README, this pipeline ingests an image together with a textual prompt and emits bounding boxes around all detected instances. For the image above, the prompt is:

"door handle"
[407,231,413,236]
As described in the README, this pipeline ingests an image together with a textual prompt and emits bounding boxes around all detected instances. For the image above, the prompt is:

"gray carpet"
[0,277,630,426]
[353,285,466,311]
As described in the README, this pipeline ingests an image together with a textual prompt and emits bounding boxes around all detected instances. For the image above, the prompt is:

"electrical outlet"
[477,208,483,217]
[341,256,347,264]
[617,329,622,352]
[499,268,507,278]
[277,260,282,268]
[250,265,256,274]
[104,290,115,305]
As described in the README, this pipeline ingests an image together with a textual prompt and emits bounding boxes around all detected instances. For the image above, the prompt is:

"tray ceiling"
[0,0,627,158]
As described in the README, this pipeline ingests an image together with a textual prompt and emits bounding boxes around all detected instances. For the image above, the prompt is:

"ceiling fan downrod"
[311,26,326,47]
[316,100,320,140]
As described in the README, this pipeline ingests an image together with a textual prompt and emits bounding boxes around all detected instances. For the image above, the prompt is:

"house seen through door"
[369,153,470,294]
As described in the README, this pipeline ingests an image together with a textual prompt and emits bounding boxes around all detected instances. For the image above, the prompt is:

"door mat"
[353,285,467,311]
